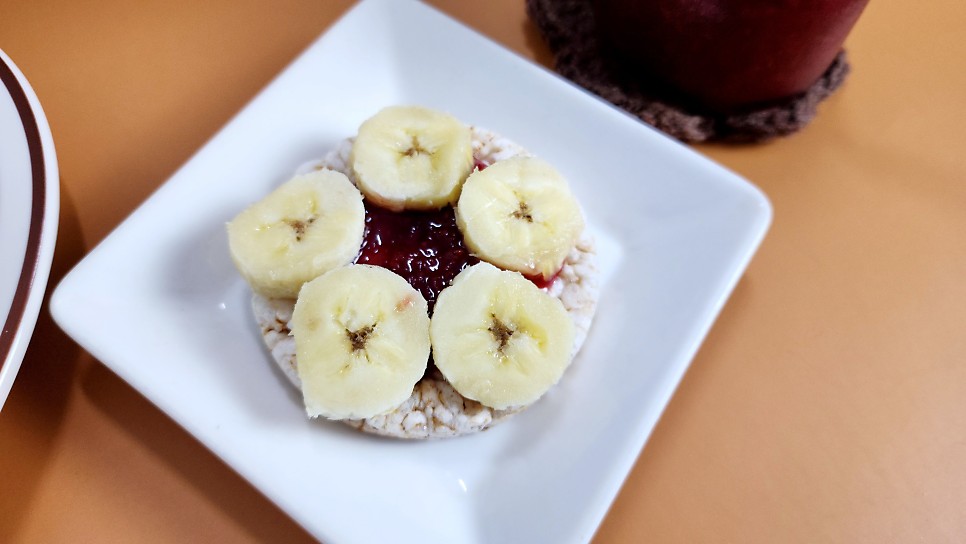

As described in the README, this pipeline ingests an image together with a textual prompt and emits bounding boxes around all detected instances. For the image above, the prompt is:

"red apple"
[592,0,870,113]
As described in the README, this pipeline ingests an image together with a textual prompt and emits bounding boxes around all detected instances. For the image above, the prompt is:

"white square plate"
[51,1,771,542]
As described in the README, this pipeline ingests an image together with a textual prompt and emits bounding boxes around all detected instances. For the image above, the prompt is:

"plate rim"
[0,48,60,410]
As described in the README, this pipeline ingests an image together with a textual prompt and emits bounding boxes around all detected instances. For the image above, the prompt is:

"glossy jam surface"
[526,271,559,291]
[355,159,561,310]
[355,202,478,310]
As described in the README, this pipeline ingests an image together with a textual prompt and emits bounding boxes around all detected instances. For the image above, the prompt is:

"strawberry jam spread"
[353,159,560,310]
[355,202,478,310]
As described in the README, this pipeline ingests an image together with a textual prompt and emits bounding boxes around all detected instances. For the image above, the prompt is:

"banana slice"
[350,106,474,211]
[430,262,575,410]
[227,169,365,299]
[455,156,584,280]
[291,265,431,420]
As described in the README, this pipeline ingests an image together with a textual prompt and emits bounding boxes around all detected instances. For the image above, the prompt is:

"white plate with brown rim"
[0,49,59,411]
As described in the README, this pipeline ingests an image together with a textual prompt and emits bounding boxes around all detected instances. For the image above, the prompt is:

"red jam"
[355,202,478,310]
[354,158,561,311]
[525,270,560,291]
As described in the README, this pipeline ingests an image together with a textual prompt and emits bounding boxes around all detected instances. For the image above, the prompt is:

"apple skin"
[592,0,870,113]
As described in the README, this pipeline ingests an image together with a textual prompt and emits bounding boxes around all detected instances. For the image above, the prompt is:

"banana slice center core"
[511,201,534,223]
[402,136,428,158]
[285,216,316,242]
[488,314,516,354]
[346,324,375,352]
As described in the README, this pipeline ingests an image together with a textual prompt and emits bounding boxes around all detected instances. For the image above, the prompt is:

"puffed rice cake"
[253,127,600,438]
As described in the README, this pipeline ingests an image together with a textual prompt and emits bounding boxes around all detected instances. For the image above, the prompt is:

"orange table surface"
[3,1,966,542]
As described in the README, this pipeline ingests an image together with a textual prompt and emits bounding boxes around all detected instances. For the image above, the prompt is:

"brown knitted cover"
[526,0,851,143]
